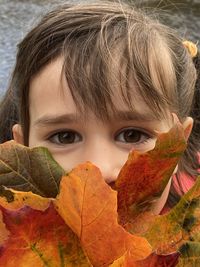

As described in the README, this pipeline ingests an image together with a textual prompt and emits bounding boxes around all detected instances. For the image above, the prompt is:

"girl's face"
[12,57,193,214]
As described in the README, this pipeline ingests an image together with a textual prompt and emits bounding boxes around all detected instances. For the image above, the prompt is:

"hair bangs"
[60,15,134,122]
[61,12,177,122]
[124,20,179,120]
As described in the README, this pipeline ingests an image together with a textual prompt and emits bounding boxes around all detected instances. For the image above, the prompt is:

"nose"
[82,141,124,185]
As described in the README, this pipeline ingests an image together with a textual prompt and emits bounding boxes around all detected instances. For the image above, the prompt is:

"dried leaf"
[55,163,152,267]
[116,121,187,225]
[109,252,179,267]
[0,120,198,267]
[143,175,200,255]
[0,140,65,197]
[133,252,180,267]
[0,187,50,211]
[178,242,200,266]
[0,190,90,267]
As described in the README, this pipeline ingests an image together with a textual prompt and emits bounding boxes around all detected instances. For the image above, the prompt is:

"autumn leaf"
[142,175,200,256]
[55,163,152,267]
[110,251,179,267]
[0,121,199,267]
[0,189,91,267]
[0,140,65,197]
[133,252,180,267]
[116,120,187,226]
[177,241,200,266]
[0,186,50,211]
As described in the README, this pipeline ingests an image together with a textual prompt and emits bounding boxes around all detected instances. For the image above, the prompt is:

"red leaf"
[133,252,180,267]
[0,192,90,266]
[116,120,187,225]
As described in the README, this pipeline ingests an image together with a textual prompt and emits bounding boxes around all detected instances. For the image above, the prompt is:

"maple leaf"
[115,120,187,226]
[0,119,198,267]
[178,241,200,266]
[54,163,152,267]
[142,175,200,257]
[0,189,91,267]
[0,140,65,197]
[110,251,179,267]
[0,139,152,267]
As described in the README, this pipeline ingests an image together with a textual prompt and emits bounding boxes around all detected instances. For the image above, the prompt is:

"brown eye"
[49,131,82,144]
[123,129,141,142]
[115,128,150,144]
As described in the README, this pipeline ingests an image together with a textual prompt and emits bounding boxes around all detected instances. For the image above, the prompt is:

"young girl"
[0,0,199,214]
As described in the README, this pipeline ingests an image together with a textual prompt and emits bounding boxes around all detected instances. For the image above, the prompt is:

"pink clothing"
[161,153,200,214]
[173,152,200,195]
[172,172,195,195]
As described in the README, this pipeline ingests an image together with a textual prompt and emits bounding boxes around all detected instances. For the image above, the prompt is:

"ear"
[182,117,193,141]
[12,124,24,145]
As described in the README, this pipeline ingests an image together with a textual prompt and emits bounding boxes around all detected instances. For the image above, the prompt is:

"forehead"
[29,57,162,123]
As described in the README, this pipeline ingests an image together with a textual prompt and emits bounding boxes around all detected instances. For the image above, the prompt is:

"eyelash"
[47,128,152,146]
[48,130,82,145]
[115,128,151,145]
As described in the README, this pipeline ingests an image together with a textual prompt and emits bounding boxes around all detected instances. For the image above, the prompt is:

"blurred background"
[0,0,200,96]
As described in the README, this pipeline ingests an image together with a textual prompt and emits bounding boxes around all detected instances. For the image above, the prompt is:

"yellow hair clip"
[182,40,198,58]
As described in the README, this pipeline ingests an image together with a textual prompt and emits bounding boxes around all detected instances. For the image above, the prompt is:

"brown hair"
[0,1,199,196]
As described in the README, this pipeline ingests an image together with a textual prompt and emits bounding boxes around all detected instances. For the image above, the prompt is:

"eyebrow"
[113,110,158,121]
[33,114,81,127]
[33,110,157,127]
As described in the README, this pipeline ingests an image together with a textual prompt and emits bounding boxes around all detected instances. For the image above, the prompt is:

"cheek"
[28,135,43,148]
[46,145,130,179]
[48,150,82,172]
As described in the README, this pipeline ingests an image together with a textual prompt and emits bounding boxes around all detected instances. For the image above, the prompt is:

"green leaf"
[142,175,200,256]
[178,242,200,266]
[0,141,65,197]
